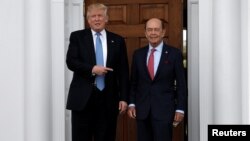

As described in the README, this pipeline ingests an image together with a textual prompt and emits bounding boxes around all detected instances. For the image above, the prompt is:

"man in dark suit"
[127,18,187,141]
[66,3,129,141]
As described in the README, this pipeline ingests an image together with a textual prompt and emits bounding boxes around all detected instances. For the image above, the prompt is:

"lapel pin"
[165,51,168,54]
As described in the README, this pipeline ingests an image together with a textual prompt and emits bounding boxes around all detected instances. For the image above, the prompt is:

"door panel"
[85,0,184,141]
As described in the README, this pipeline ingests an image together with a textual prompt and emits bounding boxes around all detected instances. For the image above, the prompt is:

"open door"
[85,0,185,141]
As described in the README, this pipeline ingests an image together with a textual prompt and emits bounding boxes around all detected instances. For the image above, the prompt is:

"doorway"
[84,0,187,141]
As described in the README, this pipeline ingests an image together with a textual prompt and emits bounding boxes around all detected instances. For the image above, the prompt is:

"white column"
[24,0,52,141]
[51,0,65,141]
[241,0,250,124]
[0,1,25,141]
[213,0,242,123]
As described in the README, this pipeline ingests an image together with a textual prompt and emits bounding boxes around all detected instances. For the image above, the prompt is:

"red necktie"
[148,49,156,80]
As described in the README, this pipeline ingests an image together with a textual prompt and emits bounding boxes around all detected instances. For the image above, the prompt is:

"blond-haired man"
[66,3,129,141]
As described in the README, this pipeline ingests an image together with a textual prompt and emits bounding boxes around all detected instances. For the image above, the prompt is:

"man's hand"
[173,112,184,127]
[92,65,113,75]
[127,107,136,119]
[119,101,127,114]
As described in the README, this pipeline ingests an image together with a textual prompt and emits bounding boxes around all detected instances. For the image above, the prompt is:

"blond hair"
[87,3,108,19]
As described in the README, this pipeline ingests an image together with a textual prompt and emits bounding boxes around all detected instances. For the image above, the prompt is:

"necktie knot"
[151,48,156,54]
[96,32,101,36]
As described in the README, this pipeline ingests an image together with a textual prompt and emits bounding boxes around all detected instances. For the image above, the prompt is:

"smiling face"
[145,18,166,47]
[87,4,108,32]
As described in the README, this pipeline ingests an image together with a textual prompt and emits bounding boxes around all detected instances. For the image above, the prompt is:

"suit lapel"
[82,29,96,65]
[142,46,152,81]
[106,31,114,67]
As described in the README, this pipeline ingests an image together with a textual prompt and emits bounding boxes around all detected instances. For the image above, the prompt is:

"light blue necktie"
[95,32,105,90]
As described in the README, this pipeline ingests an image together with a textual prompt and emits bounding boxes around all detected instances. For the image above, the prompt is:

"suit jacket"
[66,28,129,112]
[129,43,187,121]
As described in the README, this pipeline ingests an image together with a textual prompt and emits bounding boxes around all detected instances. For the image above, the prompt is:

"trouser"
[71,87,118,141]
[136,114,173,141]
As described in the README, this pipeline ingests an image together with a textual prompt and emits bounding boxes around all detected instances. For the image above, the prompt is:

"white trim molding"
[64,1,84,141]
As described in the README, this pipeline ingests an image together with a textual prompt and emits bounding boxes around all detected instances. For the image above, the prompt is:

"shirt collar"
[149,41,163,53]
[91,29,106,37]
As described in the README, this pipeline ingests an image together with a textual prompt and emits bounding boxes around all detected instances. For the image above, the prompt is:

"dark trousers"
[136,114,173,141]
[71,87,118,141]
